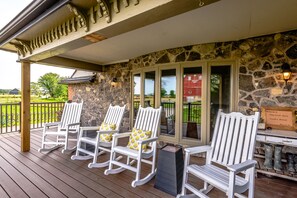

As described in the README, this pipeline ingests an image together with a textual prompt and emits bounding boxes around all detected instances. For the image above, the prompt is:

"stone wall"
[69,63,131,131]
[70,30,297,126]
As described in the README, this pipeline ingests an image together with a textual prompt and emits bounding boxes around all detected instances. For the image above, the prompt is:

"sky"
[0,0,74,89]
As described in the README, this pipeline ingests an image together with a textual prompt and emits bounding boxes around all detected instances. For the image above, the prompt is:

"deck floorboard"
[0,130,297,198]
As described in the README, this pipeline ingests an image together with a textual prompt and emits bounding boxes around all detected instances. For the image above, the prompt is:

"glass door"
[209,65,232,141]
[132,73,141,123]
[160,69,176,137]
[144,71,156,107]
[182,67,203,141]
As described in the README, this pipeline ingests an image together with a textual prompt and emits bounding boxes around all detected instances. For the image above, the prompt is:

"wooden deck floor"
[0,130,296,198]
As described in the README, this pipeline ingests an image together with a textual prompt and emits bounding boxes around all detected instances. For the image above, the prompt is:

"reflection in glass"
[160,69,176,136]
[210,65,231,140]
[133,74,141,121]
[144,71,155,107]
[182,67,202,140]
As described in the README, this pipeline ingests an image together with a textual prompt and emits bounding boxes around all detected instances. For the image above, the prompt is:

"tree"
[169,90,176,98]
[30,82,42,97]
[38,73,68,98]
[161,88,167,97]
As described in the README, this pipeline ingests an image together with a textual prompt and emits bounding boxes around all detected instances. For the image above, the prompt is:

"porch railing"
[0,102,65,134]
[133,101,201,124]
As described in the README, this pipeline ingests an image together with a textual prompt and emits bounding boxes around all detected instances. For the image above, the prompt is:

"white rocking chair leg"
[151,155,157,174]
[180,152,190,196]
[41,135,46,149]
[64,133,69,151]
[62,145,76,154]
[248,169,255,198]
[201,184,214,195]
[92,144,100,164]
[228,172,235,198]
[135,157,142,181]
[105,150,116,174]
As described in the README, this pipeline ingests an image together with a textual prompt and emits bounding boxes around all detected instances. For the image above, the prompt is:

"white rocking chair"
[104,106,162,187]
[38,100,83,153]
[178,110,260,198]
[71,104,126,168]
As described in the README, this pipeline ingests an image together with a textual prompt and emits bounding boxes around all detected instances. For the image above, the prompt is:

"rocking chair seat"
[187,164,248,193]
[79,136,112,148]
[113,146,153,158]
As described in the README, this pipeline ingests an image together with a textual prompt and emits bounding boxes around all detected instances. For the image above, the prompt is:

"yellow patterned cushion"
[127,128,152,151]
[99,122,116,142]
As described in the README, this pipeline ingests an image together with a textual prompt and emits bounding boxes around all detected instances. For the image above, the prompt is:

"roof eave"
[0,0,70,47]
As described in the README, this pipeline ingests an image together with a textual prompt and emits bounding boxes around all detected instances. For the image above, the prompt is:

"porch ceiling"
[61,0,297,65]
[1,0,297,69]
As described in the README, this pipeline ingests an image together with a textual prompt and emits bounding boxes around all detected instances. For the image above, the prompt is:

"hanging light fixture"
[281,63,292,85]
[111,78,118,87]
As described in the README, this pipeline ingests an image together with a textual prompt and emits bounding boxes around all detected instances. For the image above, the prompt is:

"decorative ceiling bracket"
[15,39,32,54]
[97,0,111,23]
[67,4,89,32]
[113,0,119,13]
[123,0,129,7]
[9,42,25,57]
[89,6,96,23]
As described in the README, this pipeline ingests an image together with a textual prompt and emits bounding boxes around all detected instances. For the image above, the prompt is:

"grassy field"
[0,95,66,103]
[0,95,66,128]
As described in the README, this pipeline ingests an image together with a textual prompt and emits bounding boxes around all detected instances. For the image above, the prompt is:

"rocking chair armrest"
[227,160,257,174]
[97,130,119,134]
[113,132,132,139]
[138,137,158,145]
[44,122,61,127]
[184,145,212,155]
[66,122,81,127]
[80,126,100,131]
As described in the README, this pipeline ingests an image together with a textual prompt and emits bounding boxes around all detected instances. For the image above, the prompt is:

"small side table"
[154,145,184,196]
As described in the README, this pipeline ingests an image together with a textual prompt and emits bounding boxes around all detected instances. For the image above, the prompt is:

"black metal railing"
[0,102,65,134]
[183,102,201,124]
[133,101,201,123]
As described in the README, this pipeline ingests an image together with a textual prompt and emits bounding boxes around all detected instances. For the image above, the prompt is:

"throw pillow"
[99,122,116,142]
[127,128,152,151]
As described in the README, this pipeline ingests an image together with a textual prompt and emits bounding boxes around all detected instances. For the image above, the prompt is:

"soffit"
[60,0,297,65]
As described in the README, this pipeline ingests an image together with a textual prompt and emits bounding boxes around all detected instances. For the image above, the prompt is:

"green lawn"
[0,95,66,103]
[0,95,66,128]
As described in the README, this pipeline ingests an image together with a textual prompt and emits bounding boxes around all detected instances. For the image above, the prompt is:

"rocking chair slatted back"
[103,104,126,130]
[210,110,259,166]
[60,101,83,130]
[134,106,162,138]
